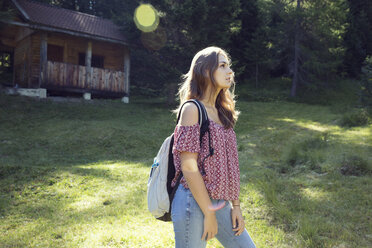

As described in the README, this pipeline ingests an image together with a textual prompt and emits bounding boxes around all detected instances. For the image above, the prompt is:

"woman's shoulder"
[178,102,199,126]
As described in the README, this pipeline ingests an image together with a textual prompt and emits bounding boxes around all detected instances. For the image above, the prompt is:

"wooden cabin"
[0,0,130,100]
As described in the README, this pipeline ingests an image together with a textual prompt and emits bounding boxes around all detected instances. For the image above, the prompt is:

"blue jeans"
[171,184,256,248]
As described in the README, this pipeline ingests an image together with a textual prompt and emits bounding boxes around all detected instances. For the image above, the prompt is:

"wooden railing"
[46,61,125,93]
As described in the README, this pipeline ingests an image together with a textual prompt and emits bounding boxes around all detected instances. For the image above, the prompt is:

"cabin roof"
[12,0,127,44]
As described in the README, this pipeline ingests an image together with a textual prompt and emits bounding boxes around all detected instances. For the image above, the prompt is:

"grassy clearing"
[0,94,371,247]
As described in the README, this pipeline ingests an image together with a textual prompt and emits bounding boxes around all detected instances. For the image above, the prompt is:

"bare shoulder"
[179,102,199,126]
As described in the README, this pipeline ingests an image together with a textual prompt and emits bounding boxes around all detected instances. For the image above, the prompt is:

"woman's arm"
[231,199,245,236]
[178,102,218,241]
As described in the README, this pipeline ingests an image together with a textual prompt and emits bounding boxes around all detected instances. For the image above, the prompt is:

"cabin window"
[0,51,13,86]
[78,53,104,68]
[47,44,64,62]
[0,52,12,70]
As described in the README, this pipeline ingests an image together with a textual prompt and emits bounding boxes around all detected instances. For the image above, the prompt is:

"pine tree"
[229,0,262,86]
[343,0,372,78]
[0,0,14,27]
[360,56,372,107]
[265,0,348,97]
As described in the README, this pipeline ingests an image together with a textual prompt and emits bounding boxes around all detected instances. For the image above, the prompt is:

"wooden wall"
[11,29,126,91]
[13,35,31,87]
[45,33,124,71]
[30,33,41,87]
[92,40,124,71]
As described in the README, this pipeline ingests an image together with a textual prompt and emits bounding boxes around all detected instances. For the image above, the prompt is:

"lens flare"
[134,4,159,33]
[141,26,167,50]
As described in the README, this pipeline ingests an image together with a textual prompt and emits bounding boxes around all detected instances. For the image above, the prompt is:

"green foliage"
[0,96,371,247]
[236,78,291,102]
[229,0,262,81]
[0,0,14,29]
[359,56,372,107]
[340,108,371,127]
[238,87,290,102]
[340,154,371,176]
[266,0,348,94]
[281,134,329,173]
[343,0,372,77]
[26,0,371,101]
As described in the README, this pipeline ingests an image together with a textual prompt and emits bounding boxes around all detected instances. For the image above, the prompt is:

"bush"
[340,155,371,176]
[289,79,360,107]
[290,88,332,106]
[282,134,329,172]
[340,108,371,127]
[360,56,372,107]
[130,85,162,97]
[237,87,290,102]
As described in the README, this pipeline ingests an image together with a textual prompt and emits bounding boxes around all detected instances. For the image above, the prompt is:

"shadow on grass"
[235,110,371,247]
[0,172,148,247]
[1,95,371,247]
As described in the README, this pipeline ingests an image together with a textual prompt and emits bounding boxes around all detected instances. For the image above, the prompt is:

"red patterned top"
[171,120,240,200]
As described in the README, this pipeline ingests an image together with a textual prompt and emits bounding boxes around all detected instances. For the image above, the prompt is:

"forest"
[1,1,372,247]
[1,0,372,107]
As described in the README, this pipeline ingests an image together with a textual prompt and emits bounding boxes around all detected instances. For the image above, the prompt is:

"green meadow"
[0,94,371,247]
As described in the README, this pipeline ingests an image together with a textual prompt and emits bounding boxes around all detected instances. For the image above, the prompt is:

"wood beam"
[85,41,92,89]
[123,47,130,96]
[39,32,47,87]
[63,41,68,62]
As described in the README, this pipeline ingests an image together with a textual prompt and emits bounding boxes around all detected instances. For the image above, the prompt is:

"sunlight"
[301,187,329,202]
[276,118,334,132]
[333,128,372,146]
[279,118,296,123]
[276,117,372,146]
[68,197,99,211]
[134,4,159,33]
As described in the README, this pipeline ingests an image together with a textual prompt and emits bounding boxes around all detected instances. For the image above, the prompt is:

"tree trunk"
[291,0,301,97]
[167,83,177,106]
[255,62,259,88]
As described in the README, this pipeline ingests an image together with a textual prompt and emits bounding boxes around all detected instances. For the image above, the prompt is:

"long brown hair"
[173,47,239,129]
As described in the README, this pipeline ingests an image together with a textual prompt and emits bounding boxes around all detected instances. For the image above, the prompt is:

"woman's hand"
[231,205,245,236]
[202,212,218,241]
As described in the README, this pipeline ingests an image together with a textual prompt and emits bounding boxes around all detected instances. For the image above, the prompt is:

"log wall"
[30,33,41,87]
[13,35,31,87]
[45,33,124,70]
[12,30,127,92]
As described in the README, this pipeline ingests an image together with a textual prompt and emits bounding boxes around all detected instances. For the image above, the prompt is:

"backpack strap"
[176,99,204,127]
[175,99,214,175]
[168,99,215,215]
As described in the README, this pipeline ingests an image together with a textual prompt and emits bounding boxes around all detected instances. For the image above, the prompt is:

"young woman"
[171,47,256,248]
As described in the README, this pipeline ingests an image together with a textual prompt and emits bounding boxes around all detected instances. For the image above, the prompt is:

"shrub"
[237,87,290,102]
[340,155,371,176]
[340,108,371,127]
[359,56,372,107]
[130,85,162,97]
[282,134,329,172]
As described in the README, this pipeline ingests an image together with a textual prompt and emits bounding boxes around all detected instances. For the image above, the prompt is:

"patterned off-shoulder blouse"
[171,120,240,200]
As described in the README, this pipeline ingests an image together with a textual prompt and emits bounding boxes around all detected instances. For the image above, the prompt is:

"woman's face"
[213,53,233,90]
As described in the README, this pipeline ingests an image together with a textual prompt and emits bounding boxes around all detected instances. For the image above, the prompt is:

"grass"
[0,94,371,247]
